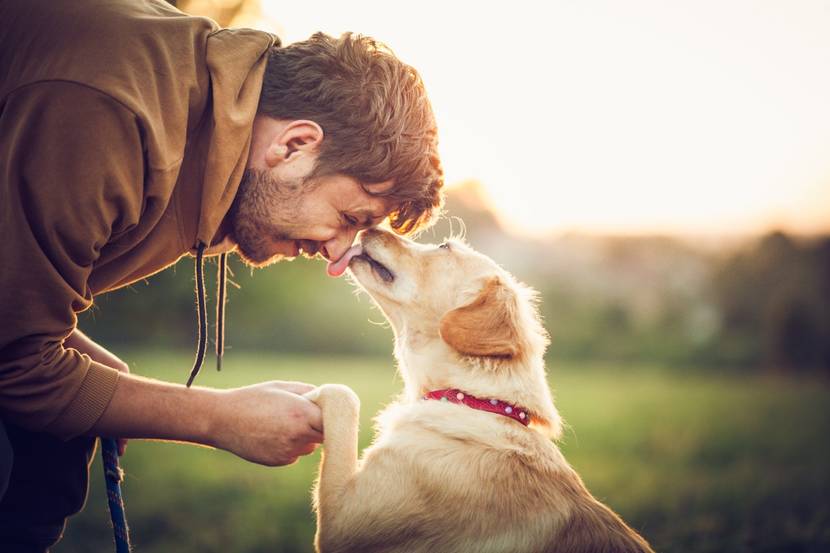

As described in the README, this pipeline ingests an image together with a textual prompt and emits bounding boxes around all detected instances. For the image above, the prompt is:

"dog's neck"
[394,336,563,438]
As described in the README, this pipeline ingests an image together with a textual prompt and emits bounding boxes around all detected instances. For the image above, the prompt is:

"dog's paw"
[305,383,360,412]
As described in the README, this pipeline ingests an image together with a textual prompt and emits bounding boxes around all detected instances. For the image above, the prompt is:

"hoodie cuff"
[46,361,121,440]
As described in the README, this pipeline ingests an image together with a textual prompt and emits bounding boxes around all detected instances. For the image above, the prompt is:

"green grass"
[55,352,830,553]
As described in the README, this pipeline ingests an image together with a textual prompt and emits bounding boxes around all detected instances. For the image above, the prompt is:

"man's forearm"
[70,328,324,466]
[67,329,219,447]
[90,373,221,447]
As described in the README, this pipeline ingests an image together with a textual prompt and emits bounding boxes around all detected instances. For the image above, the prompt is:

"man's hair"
[259,32,444,234]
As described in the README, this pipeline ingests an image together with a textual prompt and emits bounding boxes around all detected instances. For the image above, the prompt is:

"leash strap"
[101,437,132,552]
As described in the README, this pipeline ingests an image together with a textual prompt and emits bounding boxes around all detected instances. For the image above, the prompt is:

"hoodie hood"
[194,27,275,249]
[185,28,276,386]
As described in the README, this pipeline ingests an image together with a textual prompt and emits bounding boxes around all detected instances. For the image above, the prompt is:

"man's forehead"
[353,182,398,221]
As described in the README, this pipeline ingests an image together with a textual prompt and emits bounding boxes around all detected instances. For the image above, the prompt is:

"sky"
[245,0,830,237]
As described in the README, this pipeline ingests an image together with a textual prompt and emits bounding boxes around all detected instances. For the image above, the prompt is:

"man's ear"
[264,120,324,166]
[439,277,521,358]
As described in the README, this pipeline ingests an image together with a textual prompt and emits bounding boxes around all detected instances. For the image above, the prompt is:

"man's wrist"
[196,386,230,449]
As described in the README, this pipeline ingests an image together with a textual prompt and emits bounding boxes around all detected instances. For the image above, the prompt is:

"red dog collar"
[423,388,530,426]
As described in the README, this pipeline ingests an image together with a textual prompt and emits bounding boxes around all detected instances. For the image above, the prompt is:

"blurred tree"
[712,231,830,373]
[816,238,830,369]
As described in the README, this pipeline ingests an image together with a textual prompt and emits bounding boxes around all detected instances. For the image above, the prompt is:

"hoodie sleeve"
[0,81,145,439]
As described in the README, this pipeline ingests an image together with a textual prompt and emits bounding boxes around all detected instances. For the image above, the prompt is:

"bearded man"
[0,0,443,549]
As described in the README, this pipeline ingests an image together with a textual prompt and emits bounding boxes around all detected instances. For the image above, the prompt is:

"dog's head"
[346,228,561,437]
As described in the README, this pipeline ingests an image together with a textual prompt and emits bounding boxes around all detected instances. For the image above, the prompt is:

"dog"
[305,228,654,553]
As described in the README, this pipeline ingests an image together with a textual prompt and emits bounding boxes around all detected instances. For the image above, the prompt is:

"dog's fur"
[305,229,654,553]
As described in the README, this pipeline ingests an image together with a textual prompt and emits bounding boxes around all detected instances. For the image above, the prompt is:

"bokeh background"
[57,1,830,552]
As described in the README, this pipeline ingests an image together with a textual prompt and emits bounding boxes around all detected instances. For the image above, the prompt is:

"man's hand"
[211,381,323,466]
[65,328,131,455]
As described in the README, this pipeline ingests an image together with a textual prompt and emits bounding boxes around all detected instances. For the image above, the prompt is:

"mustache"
[297,240,322,257]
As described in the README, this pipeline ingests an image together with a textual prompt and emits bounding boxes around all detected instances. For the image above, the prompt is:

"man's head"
[229,32,444,270]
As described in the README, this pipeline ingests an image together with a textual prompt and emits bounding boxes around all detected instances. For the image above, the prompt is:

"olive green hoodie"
[0,0,276,438]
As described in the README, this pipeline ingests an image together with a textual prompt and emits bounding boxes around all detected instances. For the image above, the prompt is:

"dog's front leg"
[305,383,360,551]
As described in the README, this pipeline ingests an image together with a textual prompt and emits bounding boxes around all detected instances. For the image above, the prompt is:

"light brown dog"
[305,228,654,553]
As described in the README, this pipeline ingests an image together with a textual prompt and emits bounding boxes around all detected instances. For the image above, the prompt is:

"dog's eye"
[439,242,450,250]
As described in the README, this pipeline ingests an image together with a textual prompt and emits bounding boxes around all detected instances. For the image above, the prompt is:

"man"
[0,0,443,549]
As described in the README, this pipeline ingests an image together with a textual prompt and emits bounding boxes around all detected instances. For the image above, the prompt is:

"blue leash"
[101,437,131,552]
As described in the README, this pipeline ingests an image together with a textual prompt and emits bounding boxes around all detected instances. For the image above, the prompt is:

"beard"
[227,168,306,268]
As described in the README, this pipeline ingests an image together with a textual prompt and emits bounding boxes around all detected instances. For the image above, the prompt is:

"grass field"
[55,352,830,553]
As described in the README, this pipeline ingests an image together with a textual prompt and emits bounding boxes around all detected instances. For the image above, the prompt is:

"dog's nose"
[359,228,387,243]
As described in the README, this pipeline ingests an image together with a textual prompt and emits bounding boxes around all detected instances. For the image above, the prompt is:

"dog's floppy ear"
[439,276,521,358]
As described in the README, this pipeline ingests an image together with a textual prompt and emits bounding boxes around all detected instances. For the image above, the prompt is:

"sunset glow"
[248,0,830,236]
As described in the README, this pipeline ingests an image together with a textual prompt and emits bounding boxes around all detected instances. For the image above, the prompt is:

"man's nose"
[322,229,358,261]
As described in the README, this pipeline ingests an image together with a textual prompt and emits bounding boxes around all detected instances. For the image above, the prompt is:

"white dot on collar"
[456,392,465,400]
[504,406,513,414]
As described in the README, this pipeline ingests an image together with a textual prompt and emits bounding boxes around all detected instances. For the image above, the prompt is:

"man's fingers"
[304,401,323,435]
[272,381,317,395]
[308,428,324,443]
[298,441,319,457]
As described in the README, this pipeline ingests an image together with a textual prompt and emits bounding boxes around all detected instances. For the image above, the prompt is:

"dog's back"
[553,500,654,553]
[547,470,654,553]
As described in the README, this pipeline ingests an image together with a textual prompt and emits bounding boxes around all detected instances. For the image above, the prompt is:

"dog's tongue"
[326,244,363,277]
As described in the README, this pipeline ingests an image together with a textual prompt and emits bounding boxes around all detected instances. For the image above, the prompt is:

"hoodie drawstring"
[216,252,227,371]
[187,243,229,387]
[187,243,208,387]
